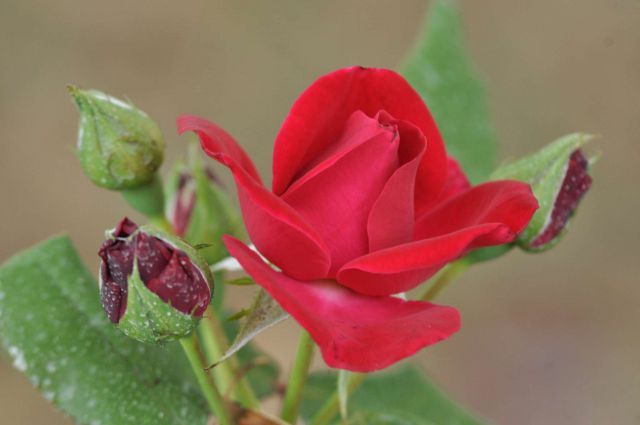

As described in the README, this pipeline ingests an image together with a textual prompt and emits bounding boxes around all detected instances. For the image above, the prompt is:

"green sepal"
[69,86,164,190]
[117,262,199,344]
[491,133,593,251]
[464,244,513,264]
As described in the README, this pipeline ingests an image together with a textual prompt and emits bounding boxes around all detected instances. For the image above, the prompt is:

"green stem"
[179,334,233,425]
[280,330,315,423]
[419,259,469,301]
[200,305,260,408]
[310,260,471,425]
[121,174,166,219]
[310,373,366,425]
[123,172,259,409]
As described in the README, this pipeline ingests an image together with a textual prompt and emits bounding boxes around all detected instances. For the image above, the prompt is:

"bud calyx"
[99,218,212,342]
[491,133,594,251]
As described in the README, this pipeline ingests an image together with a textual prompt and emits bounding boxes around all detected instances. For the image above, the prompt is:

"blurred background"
[1,0,638,424]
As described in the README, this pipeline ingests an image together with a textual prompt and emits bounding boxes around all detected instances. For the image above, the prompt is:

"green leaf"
[402,0,498,183]
[348,411,435,425]
[0,236,208,425]
[301,365,486,425]
[218,289,287,399]
[218,289,288,367]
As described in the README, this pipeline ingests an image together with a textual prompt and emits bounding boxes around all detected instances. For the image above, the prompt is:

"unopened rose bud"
[69,86,164,190]
[492,133,594,251]
[99,218,212,343]
[165,154,243,264]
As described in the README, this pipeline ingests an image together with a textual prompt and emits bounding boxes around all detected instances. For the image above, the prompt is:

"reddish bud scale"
[531,150,592,247]
[169,167,225,238]
[98,218,210,323]
[172,172,197,237]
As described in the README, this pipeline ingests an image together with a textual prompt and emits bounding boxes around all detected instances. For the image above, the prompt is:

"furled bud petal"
[165,152,244,264]
[69,86,164,190]
[98,218,212,343]
[491,133,594,251]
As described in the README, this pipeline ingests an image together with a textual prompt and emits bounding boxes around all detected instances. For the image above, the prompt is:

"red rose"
[178,67,538,371]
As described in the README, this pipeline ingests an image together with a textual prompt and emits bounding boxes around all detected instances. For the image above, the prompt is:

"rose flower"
[178,67,538,372]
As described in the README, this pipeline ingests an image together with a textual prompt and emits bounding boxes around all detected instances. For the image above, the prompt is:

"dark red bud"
[99,218,210,323]
[145,250,210,317]
[530,150,592,248]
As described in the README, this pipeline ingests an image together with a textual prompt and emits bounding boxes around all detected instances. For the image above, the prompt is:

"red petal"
[289,110,385,180]
[281,111,399,273]
[224,236,460,372]
[338,223,514,296]
[435,156,471,203]
[338,181,538,296]
[367,118,426,252]
[271,67,447,213]
[178,115,331,280]
[414,180,538,240]
[177,115,263,184]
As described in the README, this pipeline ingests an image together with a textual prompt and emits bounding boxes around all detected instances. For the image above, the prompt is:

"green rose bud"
[69,86,164,190]
[98,218,213,343]
[491,133,594,251]
[165,149,244,264]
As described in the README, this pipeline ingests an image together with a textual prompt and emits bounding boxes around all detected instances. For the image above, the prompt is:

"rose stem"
[280,330,315,423]
[180,334,233,425]
[120,174,171,231]
[310,259,471,425]
[310,372,366,425]
[200,304,260,408]
[418,259,469,301]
